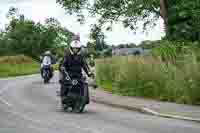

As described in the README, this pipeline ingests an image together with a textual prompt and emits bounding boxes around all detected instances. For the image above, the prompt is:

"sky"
[0,0,165,46]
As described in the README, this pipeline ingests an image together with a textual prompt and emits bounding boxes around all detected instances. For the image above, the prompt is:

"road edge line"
[91,98,200,123]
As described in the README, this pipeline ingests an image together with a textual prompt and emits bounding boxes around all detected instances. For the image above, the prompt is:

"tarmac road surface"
[0,74,199,133]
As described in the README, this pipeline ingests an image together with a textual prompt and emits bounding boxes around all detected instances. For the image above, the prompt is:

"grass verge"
[0,55,40,78]
[96,56,200,105]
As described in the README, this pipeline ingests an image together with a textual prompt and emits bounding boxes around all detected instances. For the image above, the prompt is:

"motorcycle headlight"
[72,80,78,85]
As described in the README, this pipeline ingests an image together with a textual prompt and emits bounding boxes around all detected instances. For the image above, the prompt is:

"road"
[0,74,199,133]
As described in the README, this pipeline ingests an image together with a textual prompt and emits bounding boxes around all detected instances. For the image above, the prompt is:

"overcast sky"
[0,0,165,45]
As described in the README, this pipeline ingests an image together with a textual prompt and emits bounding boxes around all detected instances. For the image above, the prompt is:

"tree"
[166,0,200,41]
[0,7,74,59]
[90,24,106,51]
[57,0,200,41]
[103,48,112,57]
[139,40,161,49]
[86,41,96,53]
[6,7,19,19]
[57,0,160,30]
[117,44,126,48]
[128,43,137,48]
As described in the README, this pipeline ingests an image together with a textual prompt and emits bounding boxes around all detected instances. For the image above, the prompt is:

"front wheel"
[43,71,51,83]
[44,78,48,83]
[72,102,86,113]
[72,97,86,113]
[61,97,70,111]
[78,104,86,113]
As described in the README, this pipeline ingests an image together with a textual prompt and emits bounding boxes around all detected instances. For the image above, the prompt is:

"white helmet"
[70,40,82,55]
[70,40,82,48]
[73,33,80,41]
[45,51,51,55]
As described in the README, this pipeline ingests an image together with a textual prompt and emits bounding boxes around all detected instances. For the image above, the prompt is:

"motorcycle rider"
[41,51,54,79]
[59,34,93,104]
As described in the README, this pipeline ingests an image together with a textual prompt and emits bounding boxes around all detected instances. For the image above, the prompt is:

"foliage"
[139,40,161,49]
[114,43,137,49]
[166,0,200,41]
[85,24,109,58]
[96,55,200,105]
[86,41,96,56]
[89,24,107,52]
[0,7,73,60]
[102,48,112,57]
[57,0,200,41]
[152,41,198,65]
[57,0,160,31]
[0,55,40,77]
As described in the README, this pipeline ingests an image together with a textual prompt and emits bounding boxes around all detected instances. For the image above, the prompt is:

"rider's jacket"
[41,55,52,68]
[61,50,90,79]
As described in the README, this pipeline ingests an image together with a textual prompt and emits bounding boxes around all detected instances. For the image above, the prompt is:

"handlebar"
[60,66,71,81]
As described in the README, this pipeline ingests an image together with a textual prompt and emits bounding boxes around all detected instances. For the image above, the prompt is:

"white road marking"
[0,97,12,107]
[0,84,12,107]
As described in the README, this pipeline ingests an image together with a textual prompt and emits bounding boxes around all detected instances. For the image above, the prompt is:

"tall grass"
[96,55,200,105]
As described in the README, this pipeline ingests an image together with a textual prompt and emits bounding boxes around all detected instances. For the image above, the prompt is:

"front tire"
[44,78,48,83]
[78,103,86,113]
[43,71,50,84]
[72,103,86,113]
[72,96,86,113]
[61,97,69,111]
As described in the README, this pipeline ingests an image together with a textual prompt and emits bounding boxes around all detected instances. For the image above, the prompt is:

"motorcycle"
[42,65,52,84]
[60,67,89,113]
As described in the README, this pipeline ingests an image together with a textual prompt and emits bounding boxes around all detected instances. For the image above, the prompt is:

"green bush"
[151,41,198,65]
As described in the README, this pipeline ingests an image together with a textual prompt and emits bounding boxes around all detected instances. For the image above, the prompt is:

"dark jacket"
[61,51,90,79]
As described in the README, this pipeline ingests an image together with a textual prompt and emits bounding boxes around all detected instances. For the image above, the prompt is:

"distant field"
[0,55,40,77]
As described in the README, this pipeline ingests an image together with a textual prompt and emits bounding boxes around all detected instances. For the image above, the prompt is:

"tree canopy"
[0,7,74,59]
[57,0,200,41]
